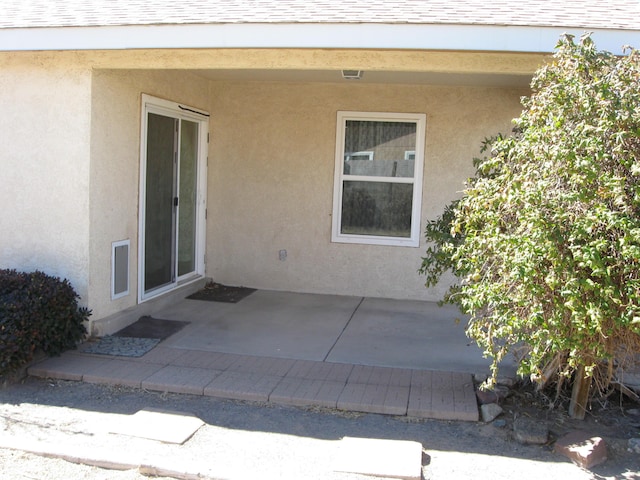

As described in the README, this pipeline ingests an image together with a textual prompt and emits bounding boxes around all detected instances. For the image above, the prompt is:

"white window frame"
[346,151,374,161]
[331,111,426,247]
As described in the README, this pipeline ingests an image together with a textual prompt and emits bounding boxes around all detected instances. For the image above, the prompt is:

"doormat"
[187,282,256,303]
[114,316,189,340]
[80,317,189,357]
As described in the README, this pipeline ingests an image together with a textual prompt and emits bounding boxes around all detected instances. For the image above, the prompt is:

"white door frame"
[138,94,208,303]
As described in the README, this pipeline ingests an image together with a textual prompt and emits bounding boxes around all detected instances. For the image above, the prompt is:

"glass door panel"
[178,120,198,277]
[144,112,176,293]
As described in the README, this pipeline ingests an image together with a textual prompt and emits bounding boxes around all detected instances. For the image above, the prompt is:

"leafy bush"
[420,34,640,413]
[0,269,89,377]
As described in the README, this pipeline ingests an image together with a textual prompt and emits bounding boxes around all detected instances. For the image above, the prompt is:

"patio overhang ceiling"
[79,48,546,88]
[185,67,533,87]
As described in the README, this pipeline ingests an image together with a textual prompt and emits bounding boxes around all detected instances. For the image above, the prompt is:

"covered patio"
[28,290,518,422]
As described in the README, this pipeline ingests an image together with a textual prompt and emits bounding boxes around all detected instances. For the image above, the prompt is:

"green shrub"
[0,269,89,377]
[420,34,640,412]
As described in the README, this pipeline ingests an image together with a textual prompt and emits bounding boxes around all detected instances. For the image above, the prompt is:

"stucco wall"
[0,52,529,325]
[0,53,92,301]
[89,69,210,319]
[207,81,528,301]
[0,46,536,328]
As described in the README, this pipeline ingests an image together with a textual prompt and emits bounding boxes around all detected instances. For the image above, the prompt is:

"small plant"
[0,269,89,378]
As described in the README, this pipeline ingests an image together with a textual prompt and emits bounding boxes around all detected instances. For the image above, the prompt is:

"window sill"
[331,234,420,248]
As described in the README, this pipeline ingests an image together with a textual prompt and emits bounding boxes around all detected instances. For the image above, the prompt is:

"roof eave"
[1,23,638,54]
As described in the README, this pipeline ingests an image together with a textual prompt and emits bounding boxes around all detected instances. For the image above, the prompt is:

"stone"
[617,363,640,389]
[493,419,507,428]
[554,431,607,469]
[476,389,500,405]
[496,376,517,388]
[481,403,503,423]
[628,438,640,454]
[476,385,510,405]
[626,408,640,417]
[513,417,549,445]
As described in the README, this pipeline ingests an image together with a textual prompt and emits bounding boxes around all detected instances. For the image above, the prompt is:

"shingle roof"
[1,0,639,30]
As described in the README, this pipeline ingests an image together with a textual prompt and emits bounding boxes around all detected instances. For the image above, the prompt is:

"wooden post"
[569,364,591,420]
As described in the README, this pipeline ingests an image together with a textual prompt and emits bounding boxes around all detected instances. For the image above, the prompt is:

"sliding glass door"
[140,96,208,300]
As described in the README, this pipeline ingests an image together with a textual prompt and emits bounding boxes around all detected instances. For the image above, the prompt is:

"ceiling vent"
[341,70,363,80]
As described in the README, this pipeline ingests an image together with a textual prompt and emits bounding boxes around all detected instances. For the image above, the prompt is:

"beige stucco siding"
[0,53,92,300]
[89,69,210,319]
[207,81,527,301]
[84,48,544,77]
[0,47,533,326]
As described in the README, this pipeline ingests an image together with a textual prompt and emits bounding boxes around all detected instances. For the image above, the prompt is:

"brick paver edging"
[28,346,479,422]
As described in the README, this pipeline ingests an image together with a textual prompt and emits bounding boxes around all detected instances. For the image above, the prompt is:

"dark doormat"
[187,282,256,303]
[78,317,189,357]
[114,316,189,340]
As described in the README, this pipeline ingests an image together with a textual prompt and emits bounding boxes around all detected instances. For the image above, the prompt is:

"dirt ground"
[0,376,639,480]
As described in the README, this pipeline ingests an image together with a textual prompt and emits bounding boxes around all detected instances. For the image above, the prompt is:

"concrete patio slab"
[141,288,237,325]
[326,297,492,374]
[163,290,362,361]
[27,290,492,422]
[131,345,188,365]
[169,349,235,369]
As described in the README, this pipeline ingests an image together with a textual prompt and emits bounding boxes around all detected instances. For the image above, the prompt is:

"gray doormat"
[187,282,256,303]
[114,316,189,340]
[80,317,189,357]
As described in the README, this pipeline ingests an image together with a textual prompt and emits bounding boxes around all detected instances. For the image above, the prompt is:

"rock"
[626,408,640,417]
[496,376,517,388]
[554,431,608,469]
[629,438,640,454]
[481,403,503,423]
[476,385,510,405]
[616,363,640,389]
[476,389,500,405]
[513,417,549,445]
[493,419,507,428]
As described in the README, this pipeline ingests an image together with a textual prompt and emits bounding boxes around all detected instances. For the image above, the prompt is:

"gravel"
[1,377,638,479]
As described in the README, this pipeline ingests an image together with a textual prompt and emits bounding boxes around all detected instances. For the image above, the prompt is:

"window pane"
[145,113,176,292]
[178,120,198,277]
[341,181,413,237]
[343,120,416,178]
